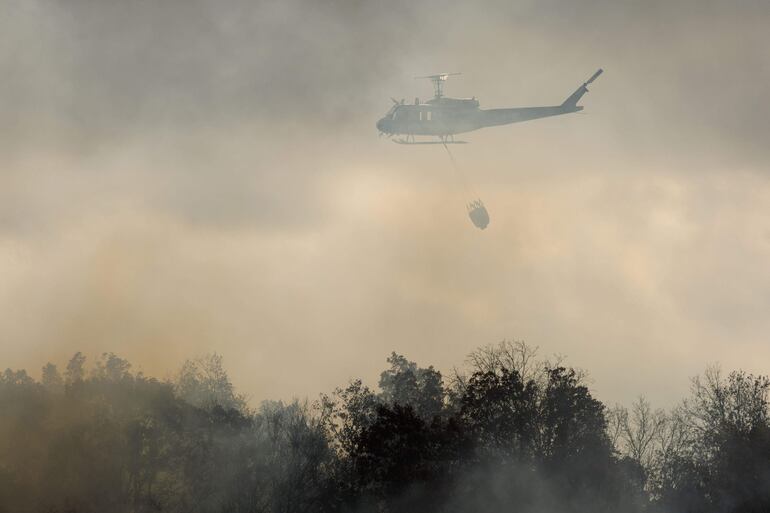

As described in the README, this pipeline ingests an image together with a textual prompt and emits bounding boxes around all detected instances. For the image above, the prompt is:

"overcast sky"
[2,0,770,407]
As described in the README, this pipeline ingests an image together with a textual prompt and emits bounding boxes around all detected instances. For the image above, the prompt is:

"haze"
[2,0,770,407]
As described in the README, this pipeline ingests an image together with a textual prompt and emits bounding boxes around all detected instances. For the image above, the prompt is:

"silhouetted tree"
[655,368,770,513]
[175,353,247,413]
[346,403,463,513]
[458,367,538,460]
[379,352,445,420]
[65,351,86,385]
[41,363,63,393]
[3,349,769,513]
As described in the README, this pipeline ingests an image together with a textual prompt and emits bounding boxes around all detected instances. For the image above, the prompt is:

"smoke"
[2,0,770,407]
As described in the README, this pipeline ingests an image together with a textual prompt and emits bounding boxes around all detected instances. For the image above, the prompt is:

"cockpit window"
[385,105,398,120]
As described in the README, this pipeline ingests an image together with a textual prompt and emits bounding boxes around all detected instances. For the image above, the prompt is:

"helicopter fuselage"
[376,98,581,137]
[376,69,602,142]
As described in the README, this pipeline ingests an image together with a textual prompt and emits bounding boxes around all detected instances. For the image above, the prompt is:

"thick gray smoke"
[2,0,770,406]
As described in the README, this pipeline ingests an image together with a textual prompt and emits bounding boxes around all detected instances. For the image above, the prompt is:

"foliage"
[612,367,770,513]
[1,347,769,513]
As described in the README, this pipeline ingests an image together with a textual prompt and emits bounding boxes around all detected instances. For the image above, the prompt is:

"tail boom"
[480,106,566,127]
[478,68,603,129]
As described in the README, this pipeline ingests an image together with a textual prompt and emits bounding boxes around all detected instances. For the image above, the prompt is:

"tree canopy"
[1,343,769,513]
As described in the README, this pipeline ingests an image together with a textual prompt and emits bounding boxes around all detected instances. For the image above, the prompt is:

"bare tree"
[466,339,539,380]
[611,396,679,497]
[450,340,537,399]
[606,405,628,450]
[621,397,667,469]
[683,365,770,444]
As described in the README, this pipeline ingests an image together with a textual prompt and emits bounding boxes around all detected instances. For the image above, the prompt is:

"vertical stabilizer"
[561,69,603,110]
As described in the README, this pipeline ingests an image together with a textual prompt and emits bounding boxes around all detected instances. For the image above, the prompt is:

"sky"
[2,0,770,408]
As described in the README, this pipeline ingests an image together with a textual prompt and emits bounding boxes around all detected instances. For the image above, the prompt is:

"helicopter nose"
[376,118,386,132]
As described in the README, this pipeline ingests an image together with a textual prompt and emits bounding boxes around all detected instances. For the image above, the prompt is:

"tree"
[378,353,445,420]
[611,397,667,474]
[92,352,132,382]
[256,400,334,513]
[452,364,645,513]
[448,340,540,413]
[0,368,34,386]
[348,403,458,513]
[174,353,247,412]
[465,340,539,382]
[670,368,770,513]
[65,351,87,385]
[41,362,63,393]
[321,378,379,460]
[458,367,538,460]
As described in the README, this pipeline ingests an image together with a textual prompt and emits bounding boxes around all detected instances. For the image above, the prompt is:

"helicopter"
[376,69,603,144]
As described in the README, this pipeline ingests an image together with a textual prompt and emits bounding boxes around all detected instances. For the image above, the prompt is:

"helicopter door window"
[427,111,432,121]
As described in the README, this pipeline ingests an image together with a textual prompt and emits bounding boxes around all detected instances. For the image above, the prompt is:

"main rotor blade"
[414,72,462,80]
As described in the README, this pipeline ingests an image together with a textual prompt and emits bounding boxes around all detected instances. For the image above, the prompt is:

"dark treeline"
[1,342,769,513]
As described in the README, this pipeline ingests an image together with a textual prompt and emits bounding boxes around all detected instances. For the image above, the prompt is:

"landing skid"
[393,139,467,145]
[393,135,467,145]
